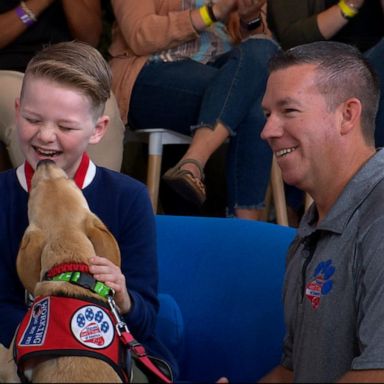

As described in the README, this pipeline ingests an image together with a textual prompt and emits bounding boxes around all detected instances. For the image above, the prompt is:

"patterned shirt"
[150,0,233,64]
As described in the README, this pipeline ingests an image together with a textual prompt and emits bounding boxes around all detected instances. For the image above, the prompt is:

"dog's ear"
[84,214,121,267]
[16,226,45,294]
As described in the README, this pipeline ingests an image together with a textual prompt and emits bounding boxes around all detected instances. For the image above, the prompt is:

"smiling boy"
[0,41,176,379]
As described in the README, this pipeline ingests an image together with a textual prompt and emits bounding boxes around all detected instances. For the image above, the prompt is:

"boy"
[0,41,176,378]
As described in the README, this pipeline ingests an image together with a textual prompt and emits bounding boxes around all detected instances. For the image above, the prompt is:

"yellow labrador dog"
[0,159,124,383]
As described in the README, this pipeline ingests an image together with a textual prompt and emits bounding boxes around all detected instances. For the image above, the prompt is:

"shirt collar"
[299,149,384,236]
[17,153,96,192]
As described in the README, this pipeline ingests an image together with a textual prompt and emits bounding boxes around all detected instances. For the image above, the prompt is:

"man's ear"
[89,114,109,144]
[340,98,362,136]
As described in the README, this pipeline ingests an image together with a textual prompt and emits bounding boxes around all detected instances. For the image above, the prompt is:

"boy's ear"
[15,97,21,115]
[89,114,109,144]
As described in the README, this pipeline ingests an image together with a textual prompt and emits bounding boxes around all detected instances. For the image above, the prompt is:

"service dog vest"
[14,295,129,382]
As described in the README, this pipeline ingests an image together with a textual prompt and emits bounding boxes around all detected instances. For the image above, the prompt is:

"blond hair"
[22,41,112,118]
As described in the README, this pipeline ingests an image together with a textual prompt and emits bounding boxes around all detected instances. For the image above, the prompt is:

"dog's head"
[17,159,121,294]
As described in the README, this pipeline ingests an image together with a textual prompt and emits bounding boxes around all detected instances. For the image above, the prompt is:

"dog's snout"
[36,159,56,169]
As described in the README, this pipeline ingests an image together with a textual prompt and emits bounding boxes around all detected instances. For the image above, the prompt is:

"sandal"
[162,159,206,206]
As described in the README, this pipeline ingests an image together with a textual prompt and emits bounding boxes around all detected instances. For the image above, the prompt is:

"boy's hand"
[89,256,132,314]
[217,378,229,383]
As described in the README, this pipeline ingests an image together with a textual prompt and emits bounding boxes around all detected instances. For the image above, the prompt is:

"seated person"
[267,0,384,224]
[0,40,177,380]
[0,0,125,171]
[108,0,280,220]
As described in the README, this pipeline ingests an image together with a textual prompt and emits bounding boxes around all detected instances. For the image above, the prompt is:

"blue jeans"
[364,37,384,147]
[129,37,280,215]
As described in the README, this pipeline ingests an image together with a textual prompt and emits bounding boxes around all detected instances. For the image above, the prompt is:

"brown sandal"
[162,159,206,206]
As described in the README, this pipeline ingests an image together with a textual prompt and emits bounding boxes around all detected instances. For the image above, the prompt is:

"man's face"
[15,76,106,178]
[261,64,342,192]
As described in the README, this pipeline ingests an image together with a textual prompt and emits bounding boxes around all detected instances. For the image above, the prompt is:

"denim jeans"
[364,37,384,147]
[129,37,280,215]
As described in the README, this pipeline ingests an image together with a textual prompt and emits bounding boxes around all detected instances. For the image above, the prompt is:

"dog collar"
[45,263,113,299]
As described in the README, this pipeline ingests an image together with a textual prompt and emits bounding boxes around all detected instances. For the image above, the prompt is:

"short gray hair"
[268,41,380,145]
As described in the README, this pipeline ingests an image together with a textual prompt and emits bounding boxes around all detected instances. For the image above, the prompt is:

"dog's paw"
[0,343,20,383]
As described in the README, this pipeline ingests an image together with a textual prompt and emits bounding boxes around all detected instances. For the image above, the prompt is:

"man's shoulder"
[354,175,384,234]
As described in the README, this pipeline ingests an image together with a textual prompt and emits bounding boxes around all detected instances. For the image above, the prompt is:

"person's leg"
[129,59,223,204]
[129,38,280,219]
[0,70,25,167]
[364,37,384,147]
[87,91,125,171]
[225,99,273,220]
[199,38,280,219]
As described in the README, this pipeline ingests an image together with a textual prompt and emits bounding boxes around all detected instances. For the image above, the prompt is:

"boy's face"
[15,76,108,178]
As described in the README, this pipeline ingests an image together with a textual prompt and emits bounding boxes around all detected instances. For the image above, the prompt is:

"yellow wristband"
[199,5,213,27]
[338,0,358,19]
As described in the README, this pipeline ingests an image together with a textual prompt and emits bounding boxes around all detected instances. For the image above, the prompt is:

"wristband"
[338,0,358,19]
[199,5,213,27]
[15,1,37,27]
[240,17,262,31]
[206,4,217,22]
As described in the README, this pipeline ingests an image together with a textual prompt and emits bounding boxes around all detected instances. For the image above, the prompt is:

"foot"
[163,158,206,206]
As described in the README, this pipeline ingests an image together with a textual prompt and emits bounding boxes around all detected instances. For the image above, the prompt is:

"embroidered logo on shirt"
[305,259,335,310]
[71,305,114,349]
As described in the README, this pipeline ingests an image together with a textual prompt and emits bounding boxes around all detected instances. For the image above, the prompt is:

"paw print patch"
[305,259,335,310]
[71,305,114,349]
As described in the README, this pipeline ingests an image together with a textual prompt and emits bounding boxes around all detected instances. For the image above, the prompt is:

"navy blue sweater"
[0,165,177,375]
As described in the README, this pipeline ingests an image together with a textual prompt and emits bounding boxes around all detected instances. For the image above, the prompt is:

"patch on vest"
[18,297,50,346]
[71,305,114,349]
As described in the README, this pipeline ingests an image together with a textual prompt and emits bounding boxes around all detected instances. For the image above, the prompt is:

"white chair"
[125,128,192,211]
[125,127,290,226]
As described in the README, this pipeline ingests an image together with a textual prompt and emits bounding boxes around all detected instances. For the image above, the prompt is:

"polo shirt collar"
[299,148,384,237]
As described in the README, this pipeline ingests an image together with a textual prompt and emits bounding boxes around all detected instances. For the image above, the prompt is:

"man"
[259,41,384,382]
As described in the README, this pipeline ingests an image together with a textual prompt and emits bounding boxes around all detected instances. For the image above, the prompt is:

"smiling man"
[259,41,384,382]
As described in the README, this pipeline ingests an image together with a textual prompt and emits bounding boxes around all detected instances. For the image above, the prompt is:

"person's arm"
[227,0,266,43]
[339,218,384,383]
[258,365,294,383]
[0,0,54,49]
[317,0,364,39]
[95,180,160,340]
[110,0,237,56]
[267,0,363,49]
[338,370,384,382]
[61,0,102,47]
